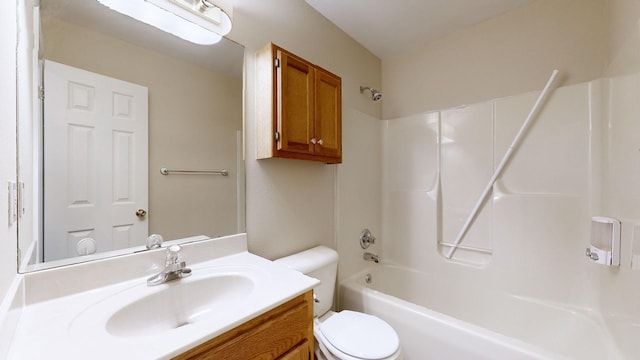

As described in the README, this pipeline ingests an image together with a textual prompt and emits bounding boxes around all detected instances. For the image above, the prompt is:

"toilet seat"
[317,311,400,360]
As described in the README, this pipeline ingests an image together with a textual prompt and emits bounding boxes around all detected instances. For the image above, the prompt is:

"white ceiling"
[304,0,534,59]
[45,0,534,73]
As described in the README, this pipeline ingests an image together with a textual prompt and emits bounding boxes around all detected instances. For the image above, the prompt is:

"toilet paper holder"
[587,216,621,266]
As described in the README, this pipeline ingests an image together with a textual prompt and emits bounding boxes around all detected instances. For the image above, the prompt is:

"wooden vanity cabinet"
[257,43,342,164]
[173,291,314,360]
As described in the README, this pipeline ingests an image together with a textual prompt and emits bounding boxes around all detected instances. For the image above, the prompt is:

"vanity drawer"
[174,291,314,360]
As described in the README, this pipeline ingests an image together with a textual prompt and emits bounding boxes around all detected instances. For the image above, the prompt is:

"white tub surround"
[375,72,640,358]
[2,234,319,359]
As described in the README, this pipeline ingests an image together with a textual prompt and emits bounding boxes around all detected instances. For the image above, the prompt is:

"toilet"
[275,246,402,360]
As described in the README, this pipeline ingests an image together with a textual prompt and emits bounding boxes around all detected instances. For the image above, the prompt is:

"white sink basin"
[107,272,255,337]
[69,264,268,339]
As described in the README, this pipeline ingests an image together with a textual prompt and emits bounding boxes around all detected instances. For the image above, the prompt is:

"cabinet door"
[277,49,314,155]
[173,292,313,360]
[314,68,342,159]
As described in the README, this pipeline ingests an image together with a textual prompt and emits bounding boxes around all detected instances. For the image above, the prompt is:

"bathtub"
[339,264,628,360]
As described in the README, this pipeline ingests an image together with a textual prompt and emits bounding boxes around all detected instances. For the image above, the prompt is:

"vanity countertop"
[4,235,318,359]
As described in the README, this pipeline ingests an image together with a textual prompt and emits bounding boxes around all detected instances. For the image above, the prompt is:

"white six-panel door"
[44,60,148,262]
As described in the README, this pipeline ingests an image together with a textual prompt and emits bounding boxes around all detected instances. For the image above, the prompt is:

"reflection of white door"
[44,60,148,262]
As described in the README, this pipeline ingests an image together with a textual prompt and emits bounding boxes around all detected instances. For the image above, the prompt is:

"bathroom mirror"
[16,0,245,272]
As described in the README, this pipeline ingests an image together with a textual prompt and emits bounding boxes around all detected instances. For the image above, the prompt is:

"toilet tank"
[274,246,338,317]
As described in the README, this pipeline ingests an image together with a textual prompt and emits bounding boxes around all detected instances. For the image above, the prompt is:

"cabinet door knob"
[317,139,324,146]
[310,138,317,144]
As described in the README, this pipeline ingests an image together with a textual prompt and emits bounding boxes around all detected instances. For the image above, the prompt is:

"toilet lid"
[319,311,399,359]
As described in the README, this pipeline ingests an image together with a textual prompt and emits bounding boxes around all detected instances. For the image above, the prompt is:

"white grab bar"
[445,69,560,259]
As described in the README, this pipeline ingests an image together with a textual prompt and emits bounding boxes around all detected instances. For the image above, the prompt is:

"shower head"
[360,86,382,102]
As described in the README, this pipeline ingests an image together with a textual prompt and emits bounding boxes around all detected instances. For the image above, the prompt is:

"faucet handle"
[165,245,183,265]
[359,229,376,249]
[146,234,164,250]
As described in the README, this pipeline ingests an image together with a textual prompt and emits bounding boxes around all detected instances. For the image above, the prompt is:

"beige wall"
[43,19,243,243]
[607,0,640,76]
[336,107,382,282]
[382,0,608,119]
[227,0,382,260]
[0,0,18,298]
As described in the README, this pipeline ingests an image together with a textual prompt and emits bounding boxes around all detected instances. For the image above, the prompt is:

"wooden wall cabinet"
[173,291,314,360]
[257,43,342,164]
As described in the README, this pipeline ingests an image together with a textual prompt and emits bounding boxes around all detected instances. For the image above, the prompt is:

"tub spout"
[364,252,379,263]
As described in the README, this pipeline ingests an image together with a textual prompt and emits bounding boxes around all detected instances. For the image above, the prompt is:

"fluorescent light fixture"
[96,0,233,45]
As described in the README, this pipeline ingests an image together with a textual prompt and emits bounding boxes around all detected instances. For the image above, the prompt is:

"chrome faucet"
[363,252,379,263]
[147,245,192,286]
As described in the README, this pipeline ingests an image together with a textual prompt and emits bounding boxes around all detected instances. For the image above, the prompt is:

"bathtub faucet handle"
[360,228,376,249]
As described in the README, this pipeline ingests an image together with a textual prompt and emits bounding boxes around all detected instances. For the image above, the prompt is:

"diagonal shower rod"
[445,69,560,259]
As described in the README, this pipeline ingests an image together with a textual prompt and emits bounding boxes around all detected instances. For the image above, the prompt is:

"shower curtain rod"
[445,69,560,259]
